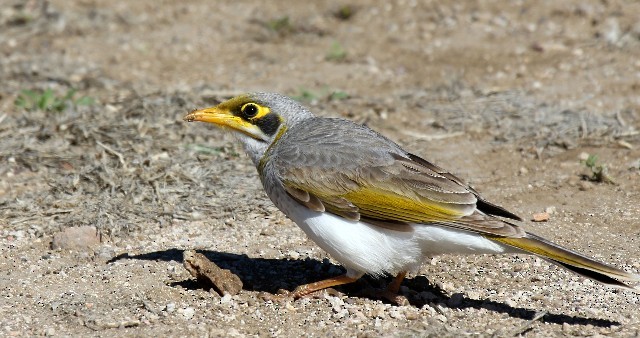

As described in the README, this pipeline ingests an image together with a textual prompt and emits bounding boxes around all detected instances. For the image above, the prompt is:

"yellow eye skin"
[240,103,271,120]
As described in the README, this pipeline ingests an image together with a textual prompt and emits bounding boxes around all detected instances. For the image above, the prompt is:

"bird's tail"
[491,233,640,291]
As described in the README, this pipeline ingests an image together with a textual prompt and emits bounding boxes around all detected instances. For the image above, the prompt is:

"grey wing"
[269,117,523,236]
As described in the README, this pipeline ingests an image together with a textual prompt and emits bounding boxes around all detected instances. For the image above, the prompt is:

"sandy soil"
[2,0,640,337]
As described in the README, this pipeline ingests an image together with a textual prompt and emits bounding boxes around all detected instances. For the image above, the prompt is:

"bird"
[183,92,639,301]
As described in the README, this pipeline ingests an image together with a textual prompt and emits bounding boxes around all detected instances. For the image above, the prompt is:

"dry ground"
[1,1,640,337]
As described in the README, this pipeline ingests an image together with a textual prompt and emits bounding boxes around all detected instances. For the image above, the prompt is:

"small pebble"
[326,296,344,313]
[287,251,300,260]
[532,212,550,222]
[404,310,418,320]
[220,294,233,304]
[51,226,101,250]
[467,291,480,300]
[437,281,455,292]
[602,18,621,44]
[180,307,195,320]
[333,309,348,319]
[166,303,176,313]
[190,211,204,220]
[388,309,403,319]
[94,246,115,260]
[578,181,593,191]
[352,310,367,321]
[372,304,386,318]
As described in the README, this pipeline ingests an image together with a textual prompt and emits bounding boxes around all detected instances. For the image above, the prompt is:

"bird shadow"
[108,248,620,328]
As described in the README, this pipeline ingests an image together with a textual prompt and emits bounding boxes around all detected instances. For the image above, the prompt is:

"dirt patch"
[1,0,640,337]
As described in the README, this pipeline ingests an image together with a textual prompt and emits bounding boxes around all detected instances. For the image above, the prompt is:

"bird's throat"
[257,125,288,175]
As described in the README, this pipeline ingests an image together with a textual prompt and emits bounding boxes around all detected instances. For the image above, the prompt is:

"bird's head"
[184,92,313,164]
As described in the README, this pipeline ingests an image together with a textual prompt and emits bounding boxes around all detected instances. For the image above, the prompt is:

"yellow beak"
[183,106,267,141]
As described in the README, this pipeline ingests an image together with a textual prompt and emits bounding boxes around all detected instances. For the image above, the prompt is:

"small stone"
[578,181,593,191]
[437,281,455,292]
[466,291,480,300]
[326,295,344,313]
[227,328,244,337]
[94,246,115,260]
[166,303,176,313]
[352,310,367,321]
[51,226,101,250]
[404,310,418,320]
[602,18,621,44]
[544,206,556,214]
[578,152,590,161]
[220,294,233,304]
[190,211,204,220]
[388,309,403,319]
[519,167,529,175]
[372,304,386,318]
[287,251,300,260]
[532,212,550,222]
[44,328,55,336]
[333,309,348,319]
[181,307,195,320]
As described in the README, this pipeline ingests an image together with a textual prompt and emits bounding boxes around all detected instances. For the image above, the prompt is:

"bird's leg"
[386,271,407,294]
[291,274,360,299]
[357,271,409,305]
[380,271,409,305]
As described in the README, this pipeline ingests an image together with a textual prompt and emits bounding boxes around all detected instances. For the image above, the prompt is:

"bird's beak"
[183,106,266,141]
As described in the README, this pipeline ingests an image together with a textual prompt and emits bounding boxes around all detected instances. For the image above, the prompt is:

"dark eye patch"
[255,113,282,136]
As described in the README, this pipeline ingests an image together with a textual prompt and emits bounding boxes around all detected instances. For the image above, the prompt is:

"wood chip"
[183,250,243,296]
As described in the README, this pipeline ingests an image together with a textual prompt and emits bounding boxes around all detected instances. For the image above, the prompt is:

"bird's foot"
[258,286,345,303]
[285,274,359,300]
[356,271,409,305]
[357,287,409,306]
[257,290,293,303]
[379,290,410,306]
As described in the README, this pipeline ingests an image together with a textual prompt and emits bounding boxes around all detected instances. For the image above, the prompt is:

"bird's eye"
[241,103,259,118]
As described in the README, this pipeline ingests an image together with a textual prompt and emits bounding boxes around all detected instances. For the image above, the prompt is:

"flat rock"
[51,226,101,250]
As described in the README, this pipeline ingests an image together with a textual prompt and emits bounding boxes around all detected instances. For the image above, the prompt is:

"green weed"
[292,88,318,102]
[329,91,349,101]
[334,5,356,21]
[266,16,292,34]
[581,154,615,184]
[326,41,347,61]
[15,88,94,112]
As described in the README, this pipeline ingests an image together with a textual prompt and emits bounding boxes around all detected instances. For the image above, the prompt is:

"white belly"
[270,187,512,278]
